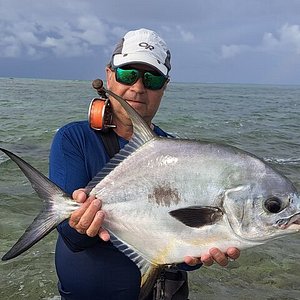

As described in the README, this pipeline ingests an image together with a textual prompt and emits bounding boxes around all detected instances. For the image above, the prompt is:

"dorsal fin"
[105,88,157,143]
[86,89,158,192]
[85,135,157,192]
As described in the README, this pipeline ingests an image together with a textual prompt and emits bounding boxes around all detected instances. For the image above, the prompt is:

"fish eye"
[264,197,283,213]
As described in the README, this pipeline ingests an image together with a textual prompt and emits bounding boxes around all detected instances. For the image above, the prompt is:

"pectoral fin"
[169,206,223,228]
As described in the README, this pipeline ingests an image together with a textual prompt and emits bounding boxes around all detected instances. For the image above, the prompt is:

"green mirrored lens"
[115,67,167,90]
[143,72,166,90]
[116,68,139,85]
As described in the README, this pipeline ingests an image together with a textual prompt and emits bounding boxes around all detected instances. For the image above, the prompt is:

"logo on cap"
[139,42,154,50]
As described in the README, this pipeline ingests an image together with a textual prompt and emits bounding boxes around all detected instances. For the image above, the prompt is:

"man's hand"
[184,247,240,267]
[69,189,110,241]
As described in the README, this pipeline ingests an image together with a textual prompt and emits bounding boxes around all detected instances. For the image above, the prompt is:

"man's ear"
[106,67,113,89]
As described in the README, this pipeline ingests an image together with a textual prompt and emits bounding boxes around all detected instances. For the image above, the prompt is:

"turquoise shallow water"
[0,77,299,299]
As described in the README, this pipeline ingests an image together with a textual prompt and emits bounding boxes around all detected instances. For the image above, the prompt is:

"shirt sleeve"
[49,124,101,251]
[177,262,202,271]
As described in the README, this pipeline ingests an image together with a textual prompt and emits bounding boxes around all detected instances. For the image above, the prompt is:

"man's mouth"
[125,99,146,107]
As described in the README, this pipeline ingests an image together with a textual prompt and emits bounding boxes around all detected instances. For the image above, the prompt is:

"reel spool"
[88,79,116,131]
[88,98,115,131]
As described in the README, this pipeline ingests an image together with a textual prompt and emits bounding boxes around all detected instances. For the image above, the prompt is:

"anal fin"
[108,231,163,300]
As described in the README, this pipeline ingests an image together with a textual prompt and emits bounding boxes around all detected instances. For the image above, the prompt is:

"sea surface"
[0,77,299,300]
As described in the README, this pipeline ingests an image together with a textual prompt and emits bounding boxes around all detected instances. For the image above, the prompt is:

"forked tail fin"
[0,148,73,260]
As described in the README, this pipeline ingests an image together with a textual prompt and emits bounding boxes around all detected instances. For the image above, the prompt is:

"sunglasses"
[114,67,168,90]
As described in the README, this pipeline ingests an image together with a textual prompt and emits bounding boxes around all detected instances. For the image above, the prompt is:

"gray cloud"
[221,23,300,59]
[262,24,300,54]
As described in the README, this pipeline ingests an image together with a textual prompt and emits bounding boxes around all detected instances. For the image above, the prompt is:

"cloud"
[221,23,300,59]
[262,23,300,54]
[38,17,113,57]
[221,45,249,59]
[0,2,124,59]
[0,0,197,59]
[1,0,300,84]
[0,18,111,59]
[175,26,195,42]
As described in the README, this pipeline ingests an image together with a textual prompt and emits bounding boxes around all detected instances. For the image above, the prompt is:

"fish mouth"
[275,212,300,229]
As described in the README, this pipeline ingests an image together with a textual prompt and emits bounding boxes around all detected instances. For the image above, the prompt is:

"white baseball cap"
[110,28,171,77]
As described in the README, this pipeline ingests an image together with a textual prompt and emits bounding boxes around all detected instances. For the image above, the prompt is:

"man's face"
[106,64,168,126]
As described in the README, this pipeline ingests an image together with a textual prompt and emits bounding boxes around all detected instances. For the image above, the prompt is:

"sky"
[1,0,300,84]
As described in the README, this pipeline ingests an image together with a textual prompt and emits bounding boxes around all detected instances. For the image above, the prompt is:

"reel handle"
[92,79,107,98]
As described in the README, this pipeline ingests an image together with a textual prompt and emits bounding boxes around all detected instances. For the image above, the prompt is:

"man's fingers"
[209,248,228,267]
[68,191,110,240]
[226,247,240,260]
[76,199,102,233]
[98,227,110,241]
[72,188,89,203]
[200,253,214,267]
[69,196,96,228]
[184,256,201,266]
[187,248,241,268]
[86,210,106,237]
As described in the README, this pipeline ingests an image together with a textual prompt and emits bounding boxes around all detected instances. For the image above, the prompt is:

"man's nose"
[131,77,146,93]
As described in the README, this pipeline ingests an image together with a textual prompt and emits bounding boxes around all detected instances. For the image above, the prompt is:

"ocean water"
[0,77,299,299]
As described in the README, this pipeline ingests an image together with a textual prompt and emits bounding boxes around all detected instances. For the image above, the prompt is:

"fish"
[1,87,300,299]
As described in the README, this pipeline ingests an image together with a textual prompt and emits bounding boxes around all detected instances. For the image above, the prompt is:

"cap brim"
[112,53,168,76]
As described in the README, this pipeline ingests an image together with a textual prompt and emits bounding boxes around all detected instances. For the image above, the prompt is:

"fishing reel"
[88,79,116,131]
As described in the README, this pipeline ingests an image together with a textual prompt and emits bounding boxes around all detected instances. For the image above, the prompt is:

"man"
[49,28,240,300]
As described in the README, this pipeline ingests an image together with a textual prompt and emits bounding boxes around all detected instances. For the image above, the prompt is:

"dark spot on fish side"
[148,184,181,207]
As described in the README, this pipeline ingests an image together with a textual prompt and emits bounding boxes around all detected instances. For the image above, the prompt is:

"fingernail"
[96,210,104,217]
[93,199,101,207]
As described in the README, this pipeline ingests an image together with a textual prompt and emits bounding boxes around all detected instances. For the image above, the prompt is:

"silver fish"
[1,88,300,299]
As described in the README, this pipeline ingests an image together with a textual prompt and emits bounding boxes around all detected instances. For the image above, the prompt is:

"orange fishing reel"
[88,79,116,131]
